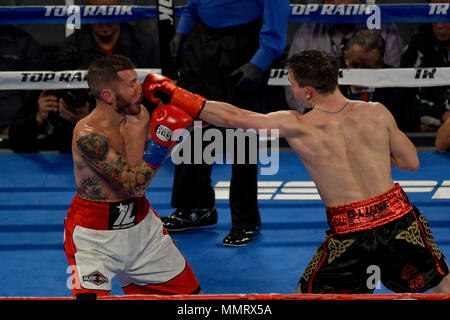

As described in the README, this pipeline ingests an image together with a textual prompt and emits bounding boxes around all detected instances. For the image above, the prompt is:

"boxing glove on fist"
[143,104,193,169]
[143,73,207,119]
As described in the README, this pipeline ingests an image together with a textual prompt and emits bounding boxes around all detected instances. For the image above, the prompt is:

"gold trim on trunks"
[327,238,355,264]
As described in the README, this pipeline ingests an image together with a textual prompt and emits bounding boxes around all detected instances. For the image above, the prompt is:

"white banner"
[268,67,450,88]
[1,67,449,90]
[0,68,161,90]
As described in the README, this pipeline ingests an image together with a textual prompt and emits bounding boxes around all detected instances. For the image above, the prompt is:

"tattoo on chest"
[77,133,109,161]
[78,176,106,201]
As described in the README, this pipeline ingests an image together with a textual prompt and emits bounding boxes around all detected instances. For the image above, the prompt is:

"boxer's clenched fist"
[143,73,207,119]
[143,104,193,169]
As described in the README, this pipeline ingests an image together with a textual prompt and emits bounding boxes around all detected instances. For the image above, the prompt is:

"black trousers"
[171,19,264,230]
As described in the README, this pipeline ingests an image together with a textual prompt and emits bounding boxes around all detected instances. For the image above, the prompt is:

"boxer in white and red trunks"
[64,54,201,298]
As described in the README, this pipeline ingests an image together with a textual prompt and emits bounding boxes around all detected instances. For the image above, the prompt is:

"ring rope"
[0,67,448,90]
[0,4,448,25]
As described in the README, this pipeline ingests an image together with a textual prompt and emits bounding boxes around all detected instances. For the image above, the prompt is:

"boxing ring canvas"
[0,151,448,297]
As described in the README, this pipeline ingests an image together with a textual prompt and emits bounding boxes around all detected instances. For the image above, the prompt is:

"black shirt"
[0,26,46,130]
[61,23,160,68]
[401,24,449,125]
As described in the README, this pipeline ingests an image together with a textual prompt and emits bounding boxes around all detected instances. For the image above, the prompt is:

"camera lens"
[61,89,89,109]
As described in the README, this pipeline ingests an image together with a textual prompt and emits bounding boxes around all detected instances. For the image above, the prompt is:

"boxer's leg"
[119,208,201,295]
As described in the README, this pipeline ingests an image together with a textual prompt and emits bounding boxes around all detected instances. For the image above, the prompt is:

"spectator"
[401,0,450,132]
[161,0,290,246]
[285,0,404,113]
[0,25,46,135]
[8,48,92,153]
[436,118,450,152]
[339,29,420,132]
[61,0,160,69]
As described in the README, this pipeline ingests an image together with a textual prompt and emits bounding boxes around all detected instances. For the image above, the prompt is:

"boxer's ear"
[101,89,114,105]
[304,86,314,101]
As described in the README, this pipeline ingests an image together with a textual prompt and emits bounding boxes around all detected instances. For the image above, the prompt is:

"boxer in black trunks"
[143,50,450,294]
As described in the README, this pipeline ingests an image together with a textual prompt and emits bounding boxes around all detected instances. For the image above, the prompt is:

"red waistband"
[326,184,412,234]
[66,194,151,230]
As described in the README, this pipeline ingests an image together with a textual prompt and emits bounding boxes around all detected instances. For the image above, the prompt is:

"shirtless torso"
[281,99,404,207]
[72,69,155,203]
[202,96,418,207]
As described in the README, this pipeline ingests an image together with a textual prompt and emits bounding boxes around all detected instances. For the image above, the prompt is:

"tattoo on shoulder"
[77,133,109,161]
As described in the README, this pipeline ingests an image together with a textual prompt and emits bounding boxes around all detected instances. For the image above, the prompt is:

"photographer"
[8,48,93,153]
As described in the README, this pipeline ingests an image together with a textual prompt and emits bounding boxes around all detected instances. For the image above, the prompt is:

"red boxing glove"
[143,73,207,119]
[143,104,193,169]
[142,73,177,104]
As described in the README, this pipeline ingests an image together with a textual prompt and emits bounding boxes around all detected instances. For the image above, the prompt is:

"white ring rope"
[0,67,448,90]
[0,69,161,90]
[269,67,450,88]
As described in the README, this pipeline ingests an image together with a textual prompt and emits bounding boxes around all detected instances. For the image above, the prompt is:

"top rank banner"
[0,4,448,25]
[289,3,450,23]
[268,67,450,88]
[1,67,448,90]
[0,5,156,25]
[0,69,161,90]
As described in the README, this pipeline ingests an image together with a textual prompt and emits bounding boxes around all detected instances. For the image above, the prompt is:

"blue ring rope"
[0,4,448,25]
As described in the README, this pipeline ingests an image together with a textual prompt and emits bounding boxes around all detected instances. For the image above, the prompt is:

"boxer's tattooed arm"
[76,133,156,197]
[100,154,156,195]
[77,133,109,161]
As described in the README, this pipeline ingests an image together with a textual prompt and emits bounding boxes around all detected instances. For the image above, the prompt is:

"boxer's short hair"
[87,54,135,99]
[284,50,339,94]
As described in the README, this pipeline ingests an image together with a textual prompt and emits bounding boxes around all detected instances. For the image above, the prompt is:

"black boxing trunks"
[64,194,200,297]
[299,184,448,294]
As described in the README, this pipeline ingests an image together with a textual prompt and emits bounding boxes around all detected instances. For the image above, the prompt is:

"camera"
[50,89,89,109]
[59,89,89,109]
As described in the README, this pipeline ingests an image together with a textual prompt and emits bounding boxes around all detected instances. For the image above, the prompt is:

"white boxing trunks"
[64,194,200,297]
